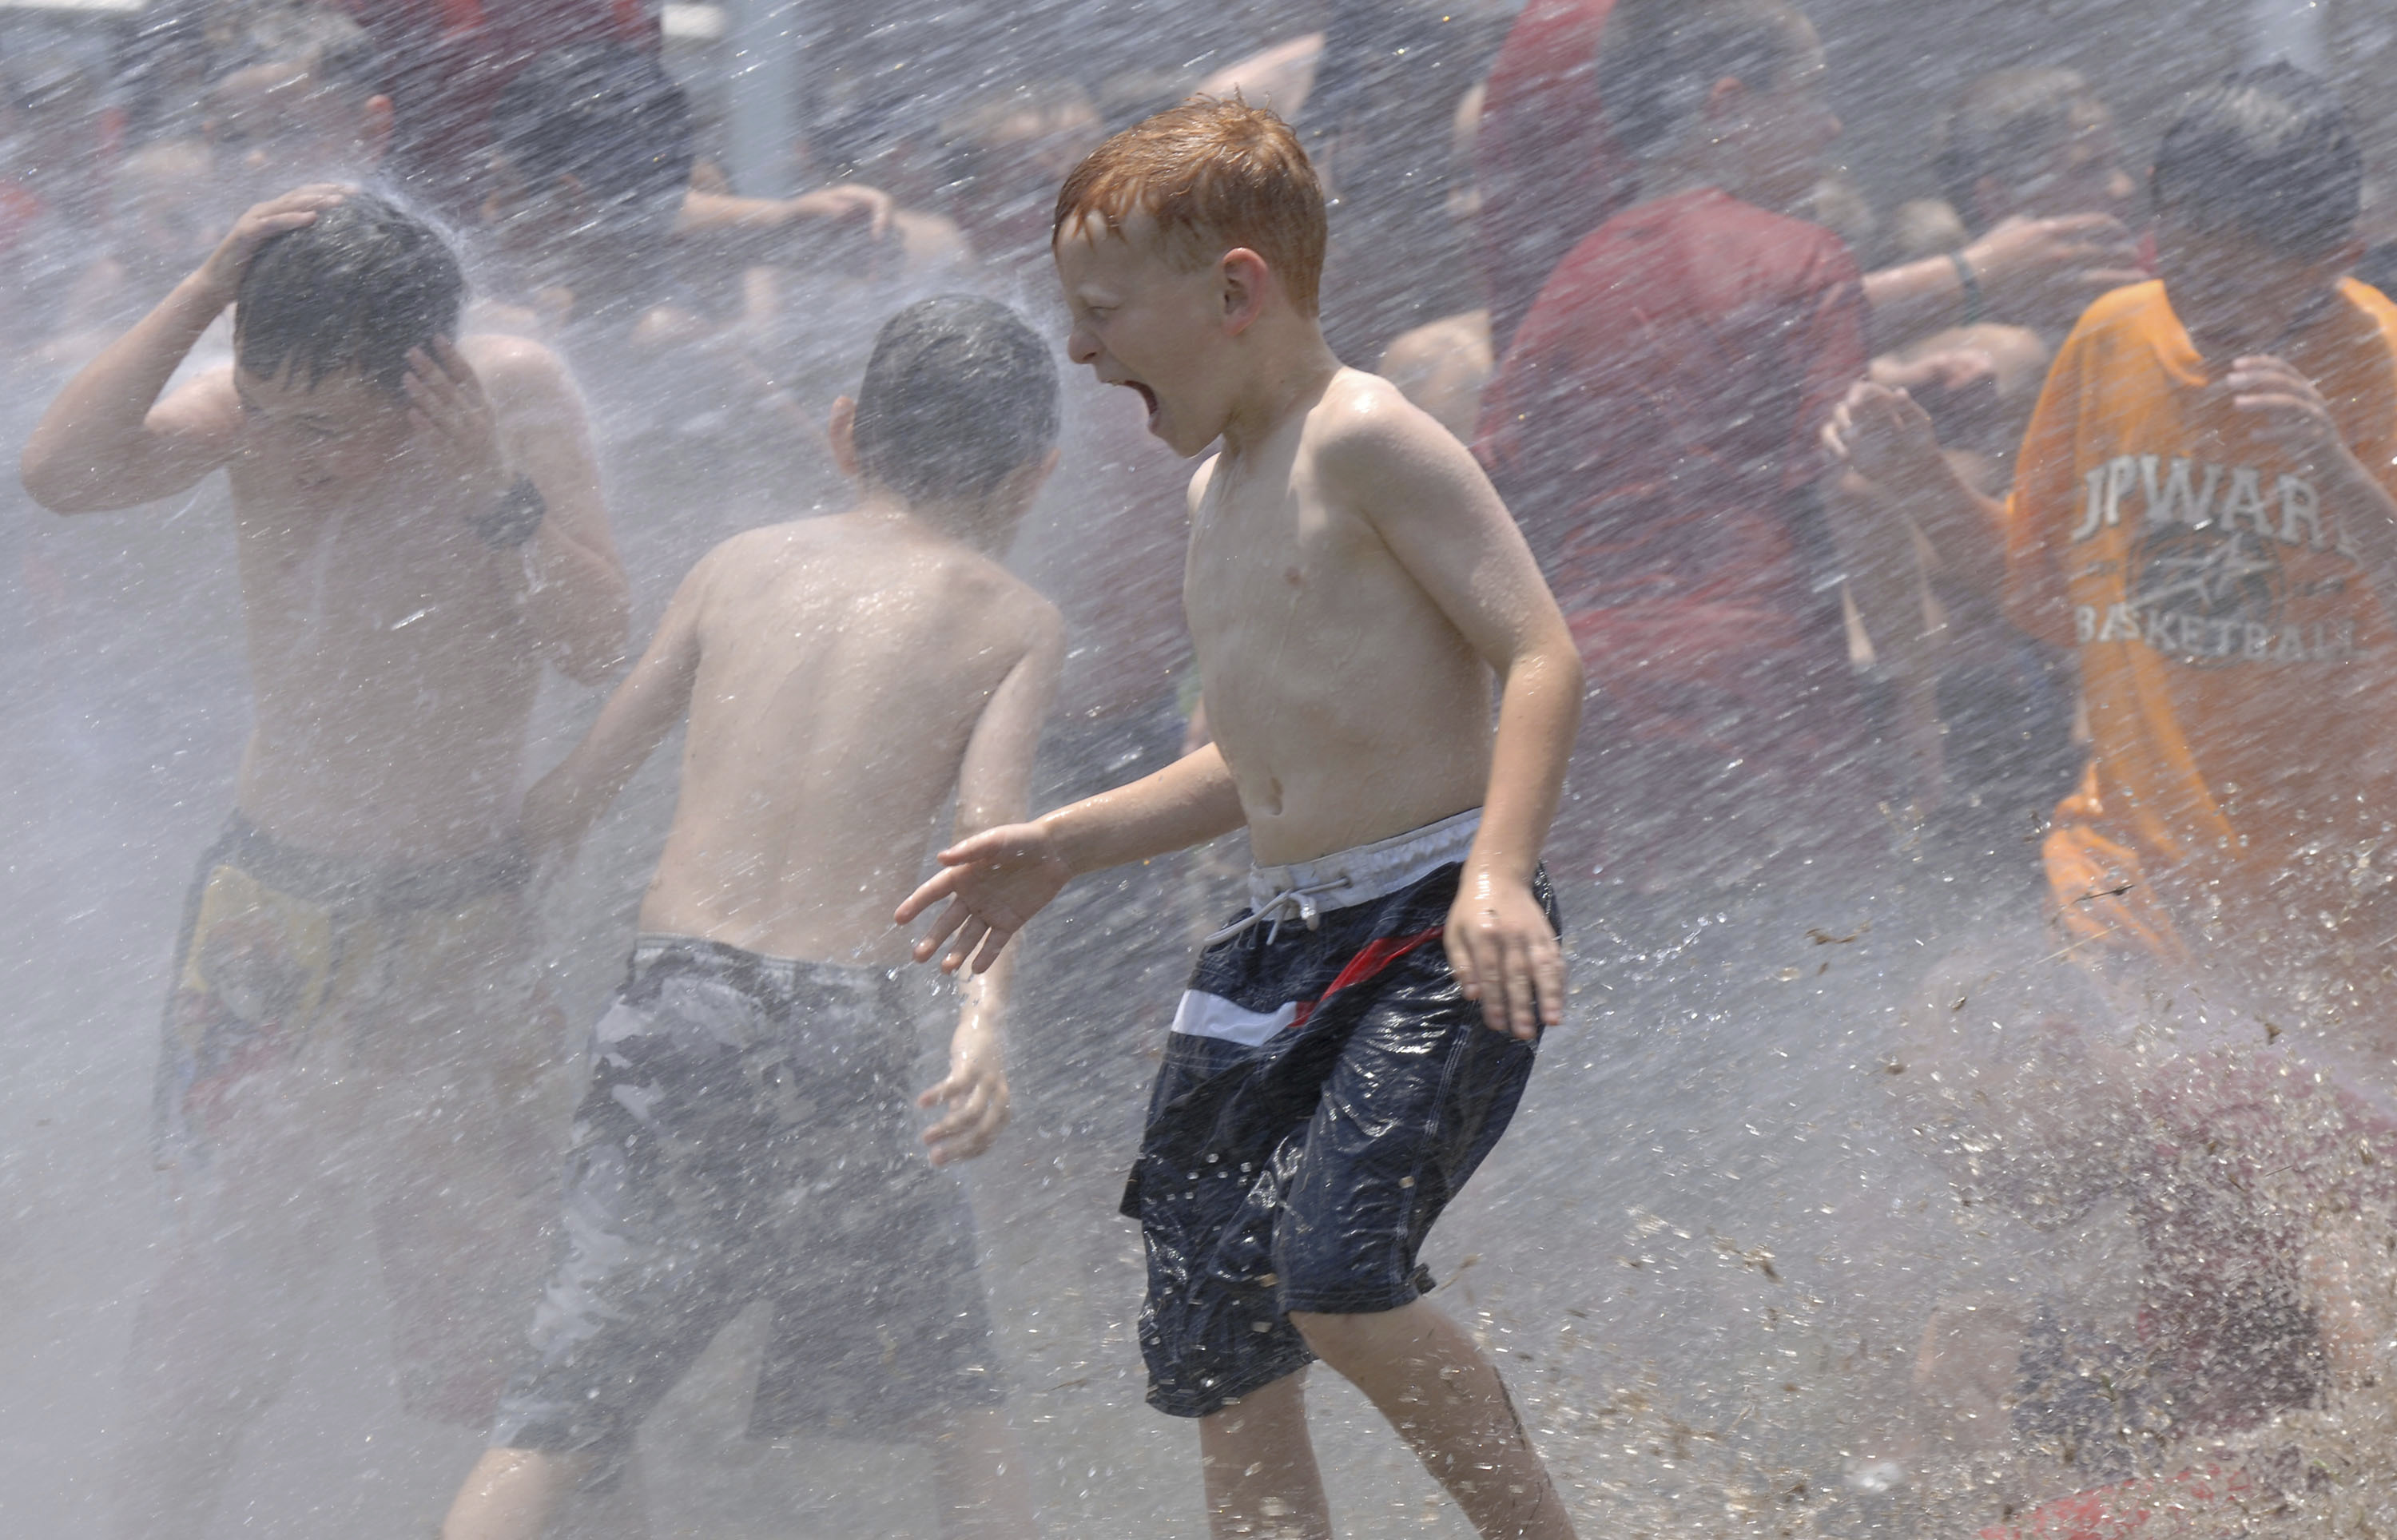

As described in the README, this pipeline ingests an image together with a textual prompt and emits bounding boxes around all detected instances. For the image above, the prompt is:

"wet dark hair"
[1935,68,2100,233]
[2152,63,2359,260]
[491,45,694,236]
[1596,0,1815,159]
[852,296,1059,514]
[234,192,463,394]
[206,5,384,105]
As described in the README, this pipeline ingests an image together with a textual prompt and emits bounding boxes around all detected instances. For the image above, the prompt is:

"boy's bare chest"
[232,482,516,653]
[1183,473,1409,671]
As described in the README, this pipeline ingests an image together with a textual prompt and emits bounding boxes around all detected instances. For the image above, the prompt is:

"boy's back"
[649,513,1060,961]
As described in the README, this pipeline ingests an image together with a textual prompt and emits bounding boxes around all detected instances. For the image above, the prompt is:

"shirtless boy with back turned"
[439,295,1062,1540]
[897,100,1584,1540]
[19,187,628,1539]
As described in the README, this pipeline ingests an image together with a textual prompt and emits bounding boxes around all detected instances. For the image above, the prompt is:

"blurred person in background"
[1375,80,1498,443]
[0,48,121,360]
[1475,0,1882,907]
[1830,68,2137,884]
[20,187,626,1540]
[1302,0,1501,367]
[478,42,877,578]
[1840,64,2397,1525]
[1472,0,2145,367]
[201,4,394,208]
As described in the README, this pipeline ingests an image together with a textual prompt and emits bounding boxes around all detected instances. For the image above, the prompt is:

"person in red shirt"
[1472,0,1628,363]
[1476,0,1876,898]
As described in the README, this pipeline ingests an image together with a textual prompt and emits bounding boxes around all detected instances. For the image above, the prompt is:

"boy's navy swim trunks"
[1123,808,1558,1418]
[488,936,1003,1462]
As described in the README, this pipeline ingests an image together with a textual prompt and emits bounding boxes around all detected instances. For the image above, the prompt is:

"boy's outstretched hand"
[895,821,1075,974]
[918,1031,1012,1166]
[193,185,350,308]
[1445,868,1564,1041]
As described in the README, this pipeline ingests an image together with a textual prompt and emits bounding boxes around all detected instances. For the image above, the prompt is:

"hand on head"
[197,183,353,305]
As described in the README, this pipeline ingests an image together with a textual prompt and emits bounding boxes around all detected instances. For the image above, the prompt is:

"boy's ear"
[1220,248,1271,335]
[828,394,860,478]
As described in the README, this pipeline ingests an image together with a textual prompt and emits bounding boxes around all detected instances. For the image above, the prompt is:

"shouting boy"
[439,296,1062,1540]
[19,188,627,1538]
[897,100,1584,1540]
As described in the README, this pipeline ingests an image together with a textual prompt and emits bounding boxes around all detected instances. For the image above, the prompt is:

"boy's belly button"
[1258,776,1284,816]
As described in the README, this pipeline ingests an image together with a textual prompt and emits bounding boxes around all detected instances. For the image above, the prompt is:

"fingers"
[1532,931,1568,1029]
[895,867,964,927]
[919,1073,1009,1164]
[967,924,1018,974]
[939,915,993,974]
[2039,212,2134,240]
[906,893,972,963]
[1445,927,1481,1002]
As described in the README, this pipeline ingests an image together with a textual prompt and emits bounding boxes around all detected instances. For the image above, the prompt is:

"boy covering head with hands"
[20,186,626,1538]
[896,98,1584,1540]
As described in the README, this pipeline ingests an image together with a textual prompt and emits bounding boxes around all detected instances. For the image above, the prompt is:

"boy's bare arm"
[519,555,708,861]
[21,187,345,513]
[455,337,631,683]
[897,744,1247,975]
[1319,392,1582,1038]
[918,606,1064,1164]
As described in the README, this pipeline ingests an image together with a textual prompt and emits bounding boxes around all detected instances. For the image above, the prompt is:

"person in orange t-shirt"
[1839,63,2397,1000]
[1838,65,2397,1520]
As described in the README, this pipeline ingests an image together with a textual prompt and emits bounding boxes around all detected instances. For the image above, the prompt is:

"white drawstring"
[1202,875,1356,947]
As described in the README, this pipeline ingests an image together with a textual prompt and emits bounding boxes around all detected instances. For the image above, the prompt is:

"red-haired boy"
[896,99,1583,1540]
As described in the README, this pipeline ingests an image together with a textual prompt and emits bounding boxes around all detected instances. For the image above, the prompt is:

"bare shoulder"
[459,331,577,404]
[1310,367,1483,496]
[940,538,1065,654]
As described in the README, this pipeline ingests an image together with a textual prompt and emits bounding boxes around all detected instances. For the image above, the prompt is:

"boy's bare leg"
[1196,1369,1333,1540]
[440,1447,639,1540]
[1292,1301,1576,1540]
[920,1406,1042,1539]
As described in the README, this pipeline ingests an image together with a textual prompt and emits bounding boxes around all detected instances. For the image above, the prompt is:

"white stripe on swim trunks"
[1170,991,1299,1046]
[1174,808,1483,1043]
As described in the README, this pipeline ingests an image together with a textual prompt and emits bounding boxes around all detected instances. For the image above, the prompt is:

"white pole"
[725,0,801,196]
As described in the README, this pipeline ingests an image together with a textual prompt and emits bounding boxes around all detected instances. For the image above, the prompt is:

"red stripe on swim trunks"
[1290,927,1445,1030]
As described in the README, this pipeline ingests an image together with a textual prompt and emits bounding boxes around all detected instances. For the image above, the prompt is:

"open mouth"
[1124,380,1159,423]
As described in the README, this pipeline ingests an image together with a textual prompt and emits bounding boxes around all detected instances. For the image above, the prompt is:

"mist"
[6,2,2397,1538]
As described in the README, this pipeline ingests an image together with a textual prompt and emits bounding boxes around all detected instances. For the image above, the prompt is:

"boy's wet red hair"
[1051,96,1327,316]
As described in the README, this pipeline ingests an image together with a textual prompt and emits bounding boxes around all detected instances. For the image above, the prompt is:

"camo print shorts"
[488,937,1003,1456]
